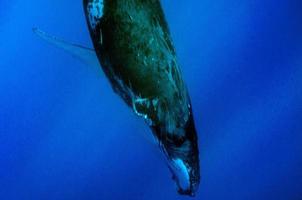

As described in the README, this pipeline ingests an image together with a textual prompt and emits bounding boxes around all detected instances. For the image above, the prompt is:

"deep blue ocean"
[1,0,302,199]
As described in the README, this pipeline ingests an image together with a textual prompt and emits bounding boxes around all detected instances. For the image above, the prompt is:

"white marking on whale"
[170,158,190,191]
[87,0,104,30]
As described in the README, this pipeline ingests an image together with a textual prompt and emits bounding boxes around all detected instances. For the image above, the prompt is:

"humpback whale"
[34,0,200,196]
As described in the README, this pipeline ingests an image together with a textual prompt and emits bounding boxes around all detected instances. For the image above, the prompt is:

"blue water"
[1,0,302,199]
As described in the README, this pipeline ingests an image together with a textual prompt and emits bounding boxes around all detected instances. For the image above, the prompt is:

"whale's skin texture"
[83,0,200,196]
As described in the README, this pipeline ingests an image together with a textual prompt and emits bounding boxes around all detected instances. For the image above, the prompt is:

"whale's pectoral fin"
[32,27,100,69]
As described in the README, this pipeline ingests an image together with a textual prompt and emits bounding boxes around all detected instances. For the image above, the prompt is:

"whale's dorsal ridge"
[32,27,101,70]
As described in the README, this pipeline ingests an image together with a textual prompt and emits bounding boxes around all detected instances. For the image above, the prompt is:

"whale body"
[83,0,200,195]
[34,0,200,196]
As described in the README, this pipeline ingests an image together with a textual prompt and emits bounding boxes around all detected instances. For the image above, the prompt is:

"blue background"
[0,0,302,199]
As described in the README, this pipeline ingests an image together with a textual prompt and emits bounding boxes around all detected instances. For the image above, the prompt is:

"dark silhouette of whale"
[34,0,200,196]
